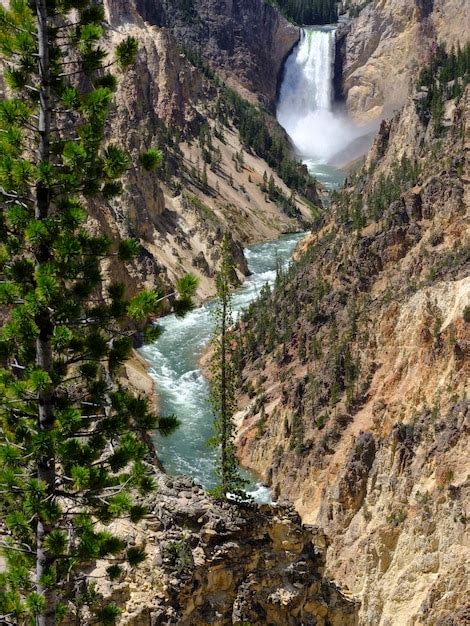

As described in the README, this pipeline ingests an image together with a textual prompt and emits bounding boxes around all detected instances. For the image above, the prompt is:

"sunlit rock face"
[83,472,359,625]
[83,0,314,303]
[337,0,468,123]
[234,84,470,625]
[106,0,300,107]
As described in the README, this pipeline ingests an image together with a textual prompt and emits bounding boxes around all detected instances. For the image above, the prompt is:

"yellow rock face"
[234,83,470,624]
[340,0,468,123]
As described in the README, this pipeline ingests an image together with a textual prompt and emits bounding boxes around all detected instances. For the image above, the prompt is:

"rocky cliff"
[337,0,468,122]
[82,471,358,625]
[106,0,300,107]
[0,0,313,302]
[233,76,469,624]
[90,0,313,303]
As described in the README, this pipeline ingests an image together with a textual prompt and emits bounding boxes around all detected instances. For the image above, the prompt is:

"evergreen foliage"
[216,88,316,195]
[348,1,371,18]
[367,158,420,221]
[139,148,164,172]
[180,46,218,83]
[416,42,470,134]
[209,235,247,499]
[331,156,421,230]
[267,0,337,25]
[463,306,470,324]
[178,0,195,22]
[0,1,197,624]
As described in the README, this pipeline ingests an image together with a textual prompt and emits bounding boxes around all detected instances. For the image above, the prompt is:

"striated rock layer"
[337,0,468,122]
[87,1,314,303]
[234,83,470,624]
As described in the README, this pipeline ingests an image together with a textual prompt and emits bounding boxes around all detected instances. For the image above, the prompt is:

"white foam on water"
[277,26,370,171]
[246,483,274,504]
[140,234,306,498]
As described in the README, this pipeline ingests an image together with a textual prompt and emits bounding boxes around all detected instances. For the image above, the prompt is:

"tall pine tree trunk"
[35,1,56,623]
[220,295,228,493]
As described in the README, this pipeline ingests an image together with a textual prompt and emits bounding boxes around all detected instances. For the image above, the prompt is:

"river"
[140,233,308,499]
[140,26,350,496]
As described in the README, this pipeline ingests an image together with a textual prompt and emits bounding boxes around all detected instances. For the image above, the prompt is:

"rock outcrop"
[234,80,470,624]
[86,472,358,625]
[88,3,314,302]
[337,0,468,122]
[106,0,300,107]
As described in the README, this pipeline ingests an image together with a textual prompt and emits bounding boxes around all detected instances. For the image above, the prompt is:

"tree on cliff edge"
[209,234,247,499]
[0,1,197,624]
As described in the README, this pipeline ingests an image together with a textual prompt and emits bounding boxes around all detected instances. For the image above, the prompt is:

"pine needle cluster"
[0,1,197,623]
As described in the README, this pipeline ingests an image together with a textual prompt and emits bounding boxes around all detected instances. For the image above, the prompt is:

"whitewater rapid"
[140,234,306,499]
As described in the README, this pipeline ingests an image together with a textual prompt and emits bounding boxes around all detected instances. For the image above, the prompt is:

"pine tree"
[261,170,268,192]
[268,0,337,25]
[268,173,276,200]
[0,1,197,624]
[209,235,246,499]
[431,88,445,136]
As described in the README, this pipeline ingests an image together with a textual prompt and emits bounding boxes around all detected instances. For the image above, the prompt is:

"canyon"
[108,1,468,624]
[109,0,300,107]
[89,0,469,302]
[0,0,468,624]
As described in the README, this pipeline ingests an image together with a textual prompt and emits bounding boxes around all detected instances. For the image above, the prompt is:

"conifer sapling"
[208,234,247,499]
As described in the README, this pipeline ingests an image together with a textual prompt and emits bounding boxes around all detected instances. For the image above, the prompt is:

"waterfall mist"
[277,27,371,167]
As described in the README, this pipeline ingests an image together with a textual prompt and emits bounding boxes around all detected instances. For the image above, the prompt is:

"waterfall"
[277,26,367,168]
[278,27,335,118]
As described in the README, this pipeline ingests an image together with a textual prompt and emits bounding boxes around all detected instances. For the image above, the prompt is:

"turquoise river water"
[140,167,344,499]
[140,24,351,497]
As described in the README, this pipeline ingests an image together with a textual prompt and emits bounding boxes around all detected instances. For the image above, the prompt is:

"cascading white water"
[139,27,360,498]
[277,26,367,170]
[278,27,335,117]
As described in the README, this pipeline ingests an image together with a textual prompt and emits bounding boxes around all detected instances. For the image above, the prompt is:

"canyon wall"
[106,0,300,107]
[90,0,313,302]
[234,83,469,624]
[337,0,468,122]
[3,0,309,305]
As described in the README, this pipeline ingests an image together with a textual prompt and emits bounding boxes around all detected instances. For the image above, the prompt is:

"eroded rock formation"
[84,472,358,625]
[337,0,468,122]
[106,0,300,107]
[92,2,313,302]
[234,83,470,624]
